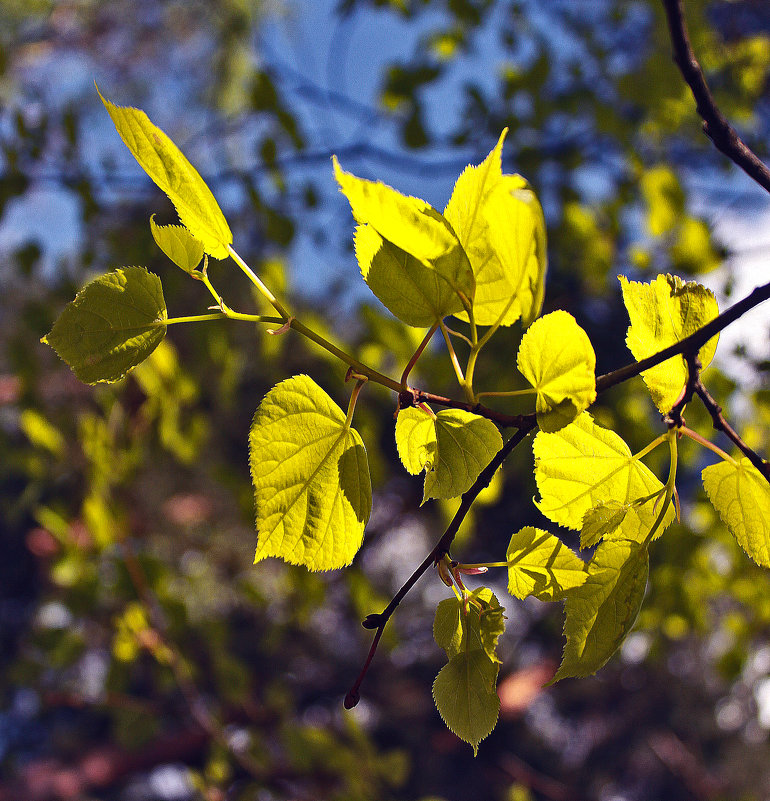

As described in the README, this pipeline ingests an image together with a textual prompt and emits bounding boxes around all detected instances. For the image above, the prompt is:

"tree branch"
[661,0,770,194]
[344,421,536,707]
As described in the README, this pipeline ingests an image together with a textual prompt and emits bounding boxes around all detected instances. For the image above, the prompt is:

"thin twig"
[661,0,770,194]
[345,422,535,707]
[694,380,770,480]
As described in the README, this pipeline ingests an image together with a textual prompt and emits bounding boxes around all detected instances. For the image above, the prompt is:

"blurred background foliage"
[3,0,770,799]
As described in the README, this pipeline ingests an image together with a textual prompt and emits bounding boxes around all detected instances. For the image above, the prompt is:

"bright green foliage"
[42,267,167,384]
[443,131,547,327]
[533,413,674,541]
[516,310,596,432]
[249,375,372,571]
[432,588,504,754]
[99,90,233,259]
[703,457,770,567]
[335,157,475,326]
[506,526,588,601]
[554,538,649,681]
[620,274,719,413]
[395,407,502,501]
[150,215,205,274]
[580,501,629,549]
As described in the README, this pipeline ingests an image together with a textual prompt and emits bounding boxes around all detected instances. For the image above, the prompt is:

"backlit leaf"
[703,457,770,567]
[553,538,649,681]
[150,215,205,273]
[533,412,673,541]
[395,407,502,501]
[42,267,166,384]
[99,89,233,259]
[506,526,588,601]
[249,375,371,571]
[444,132,546,327]
[335,158,475,325]
[620,274,719,413]
[580,501,628,548]
[433,588,504,663]
[517,310,596,432]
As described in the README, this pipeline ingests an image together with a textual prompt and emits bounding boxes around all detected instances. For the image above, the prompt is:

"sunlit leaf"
[506,526,587,601]
[249,375,371,571]
[533,412,673,541]
[553,538,649,681]
[517,310,596,432]
[150,215,205,273]
[42,267,166,384]
[433,588,504,663]
[444,132,546,327]
[580,501,628,548]
[620,274,719,413]
[99,89,233,259]
[703,457,770,567]
[395,407,502,501]
[335,157,475,325]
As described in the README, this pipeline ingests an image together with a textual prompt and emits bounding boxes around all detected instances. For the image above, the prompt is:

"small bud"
[344,690,360,709]
[361,613,382,629]
[458,565,488,575]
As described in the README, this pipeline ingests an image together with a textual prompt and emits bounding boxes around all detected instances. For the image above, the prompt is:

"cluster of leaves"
[42,88,770,755]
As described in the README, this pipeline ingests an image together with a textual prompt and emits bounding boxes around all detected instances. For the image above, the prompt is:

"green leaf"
[506,526,588,601]
[620,274,719,413]
[517,310,596,432]
[553,538,649,681]
[444,132,546,327]
[249,375,372,571]
[433,649,500,756]
[432,588,504,755]
[42,267,166,384]
[395,407,502,501]
[99,89,233,259]
[533,412,673,541]
[580,501,629,549]
[703,457,770,567]
[335,157,475,325]
[150,215,205,274]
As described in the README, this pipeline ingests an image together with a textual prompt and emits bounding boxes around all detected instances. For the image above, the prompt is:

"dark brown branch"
[694,380,770,480]
[661,0,770,194]
[345,420,536,707]
[596,280,770,394]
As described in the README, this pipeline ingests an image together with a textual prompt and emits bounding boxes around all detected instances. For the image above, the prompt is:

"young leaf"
[444,132,547,327]
[150,215,205,274]
[432,588,505,754]
[42,267,166,384]
[580,501,629,549]
[335,158,475,326]
[395,407,503,501]
[517,310,596,432]
[433,649,500,756]
[506,526,588,601]
[703,457,770,567]
[533,413,673,541]
[620,274,719,413]
[553,538,649,681]
[99,89,233,259]
[249,375,372,571]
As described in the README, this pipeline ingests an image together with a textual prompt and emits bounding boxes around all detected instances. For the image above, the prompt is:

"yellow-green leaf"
[506,526,588,601]
[99,89,232,259]
[517,310,596,432]
[42,267,166,384]
[433,588,504,663]
[580,501,628,549]
[703,457,770,567]
[533,412,673,541]
[620,273,719,413]
[395,407,502,501]
[335,158,475,325]
[553,538,649,681]
[249,375,371,571]
[150,215,205,273]
[444,132,546,327]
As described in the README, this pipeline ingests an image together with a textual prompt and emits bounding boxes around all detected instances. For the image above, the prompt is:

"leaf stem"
[227,245,291,319]
[165,312,282,325]
[643,430,678,547]
[679,425,735,465]
[476,388,536,400]
[456,561,508,570]
[439,321,466,385]
[345,378,367,427]
[401,322,439,390]
[632,433,669,462]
